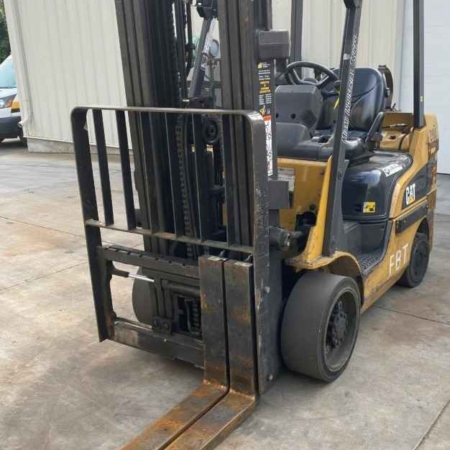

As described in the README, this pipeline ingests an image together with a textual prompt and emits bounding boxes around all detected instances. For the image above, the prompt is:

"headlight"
[11,98,20,112]
[0,98,13,109]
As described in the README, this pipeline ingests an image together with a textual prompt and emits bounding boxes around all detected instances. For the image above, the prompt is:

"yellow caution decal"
[363,202,376,213]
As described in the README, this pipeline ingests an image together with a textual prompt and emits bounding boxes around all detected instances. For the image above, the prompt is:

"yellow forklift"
[72,0,438,447]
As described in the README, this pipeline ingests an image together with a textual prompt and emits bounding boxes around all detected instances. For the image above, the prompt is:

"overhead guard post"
[323,0,363,257]
[413,0,425,129]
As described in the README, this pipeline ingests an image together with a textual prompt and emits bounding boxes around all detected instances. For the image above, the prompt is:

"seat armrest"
[365,112,385,146]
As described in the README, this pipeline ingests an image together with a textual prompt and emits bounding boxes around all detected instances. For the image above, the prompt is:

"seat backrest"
[317,67,386,134]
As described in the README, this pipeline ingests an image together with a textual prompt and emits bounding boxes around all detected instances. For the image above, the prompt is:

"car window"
[0,56,16,89]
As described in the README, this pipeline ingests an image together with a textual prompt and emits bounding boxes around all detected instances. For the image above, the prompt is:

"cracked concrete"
[1,141,450,449]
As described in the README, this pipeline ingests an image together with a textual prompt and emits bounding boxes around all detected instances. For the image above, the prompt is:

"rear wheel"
[398,232,430,288]
[281,272,361,383]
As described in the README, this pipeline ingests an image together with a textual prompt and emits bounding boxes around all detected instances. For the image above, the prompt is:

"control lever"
[365,111,385,147]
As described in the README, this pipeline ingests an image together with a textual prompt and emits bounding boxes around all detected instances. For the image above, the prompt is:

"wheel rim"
[323,289,358,372]
[411,240,429,283]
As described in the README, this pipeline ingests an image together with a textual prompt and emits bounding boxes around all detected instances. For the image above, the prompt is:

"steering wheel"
[285,61,339,89]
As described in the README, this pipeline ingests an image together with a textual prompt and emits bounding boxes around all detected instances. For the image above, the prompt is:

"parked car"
[0,55,24,144]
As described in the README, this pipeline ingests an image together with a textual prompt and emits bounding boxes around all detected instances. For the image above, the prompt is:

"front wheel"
[281,272,361,383]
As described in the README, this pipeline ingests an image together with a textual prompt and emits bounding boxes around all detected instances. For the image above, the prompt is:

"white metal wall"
[5,0,402,149]
[400,0,450,174]
[4,0,127,148]
[274,0,404,102]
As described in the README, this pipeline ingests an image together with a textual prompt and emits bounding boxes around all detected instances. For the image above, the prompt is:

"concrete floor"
[1,140,450,450]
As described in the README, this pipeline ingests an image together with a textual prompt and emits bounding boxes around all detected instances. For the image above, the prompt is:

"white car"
[0,55,24,144]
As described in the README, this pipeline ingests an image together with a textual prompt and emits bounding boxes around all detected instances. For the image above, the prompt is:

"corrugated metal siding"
[400,0,450,174]
[274,0,402,87]
[5,0,402,148]
[5,0,126,147]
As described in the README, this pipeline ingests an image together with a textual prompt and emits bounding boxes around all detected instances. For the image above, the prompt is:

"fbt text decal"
[389,244,409,276]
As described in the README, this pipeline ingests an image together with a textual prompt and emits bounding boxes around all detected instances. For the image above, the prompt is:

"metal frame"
[323,0,363,256]
[188,4,218,98]
[72,104,267,320]
[216,0,285,394]
[290,0,303,62]
[72,103,267,448]
[413,0,425,129]
[116,0,181,257]
[322,0,425,255]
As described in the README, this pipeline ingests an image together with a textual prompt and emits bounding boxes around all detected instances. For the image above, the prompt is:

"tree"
[0,0,10,63]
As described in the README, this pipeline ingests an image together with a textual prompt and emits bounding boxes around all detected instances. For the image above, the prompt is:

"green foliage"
[0,1,10,63]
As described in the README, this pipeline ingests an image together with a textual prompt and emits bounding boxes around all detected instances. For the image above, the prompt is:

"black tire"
[19,129,27,146]
[132,269,157,325]
[281,272,361,383]
[398,232,430,288]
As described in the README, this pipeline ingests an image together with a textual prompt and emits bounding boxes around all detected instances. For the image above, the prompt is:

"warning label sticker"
[363,202,376,214]
[258,62,274,176]
[381,163,404,177]
[258,62,272,116]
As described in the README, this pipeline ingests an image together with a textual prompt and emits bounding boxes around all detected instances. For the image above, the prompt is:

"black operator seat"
[276,67,387,161]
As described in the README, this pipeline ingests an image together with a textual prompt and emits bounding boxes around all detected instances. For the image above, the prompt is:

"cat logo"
[363,202,376,213]
[406,183,416,206]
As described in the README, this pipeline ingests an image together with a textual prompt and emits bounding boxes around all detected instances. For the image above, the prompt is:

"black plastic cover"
[342,152,412,222]
[258,30,290,61]
[276,85,323,157]
[276,85,323,131]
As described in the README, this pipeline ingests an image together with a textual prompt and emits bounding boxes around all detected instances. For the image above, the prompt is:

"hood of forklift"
[342,152,412,222]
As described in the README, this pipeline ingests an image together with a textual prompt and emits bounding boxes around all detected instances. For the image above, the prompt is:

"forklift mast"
[73,0,290,447]
[114,0,292,394]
